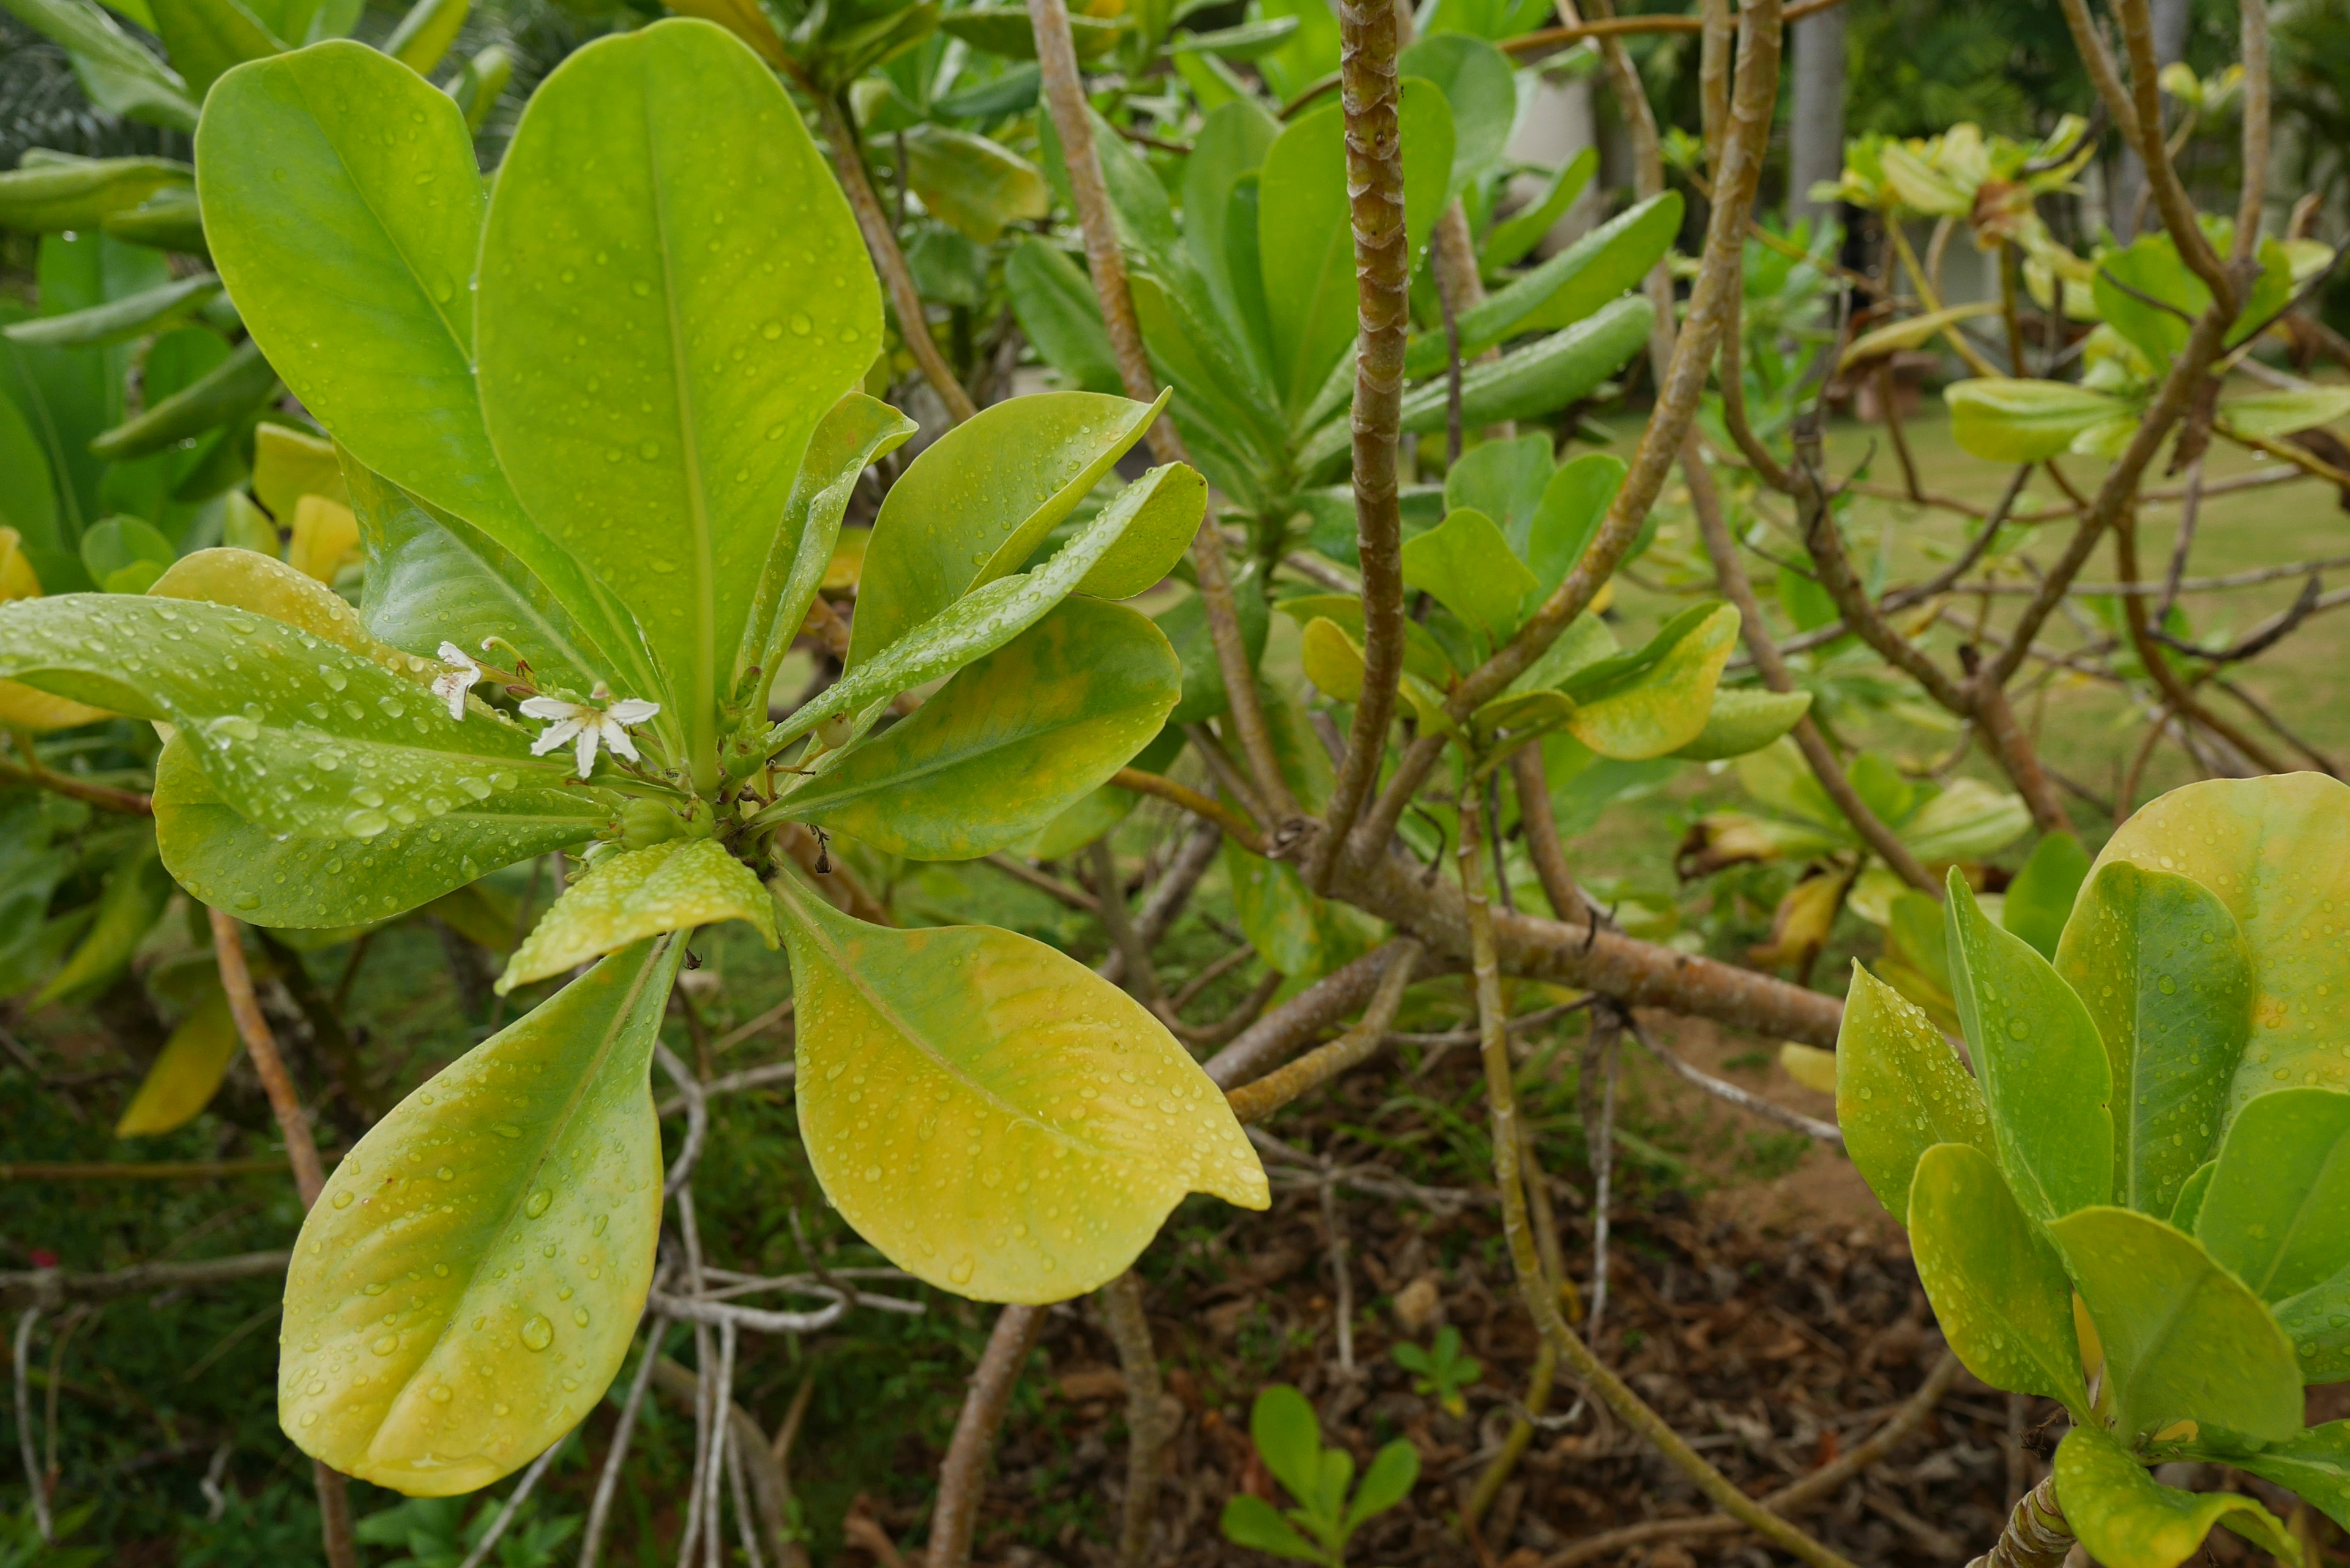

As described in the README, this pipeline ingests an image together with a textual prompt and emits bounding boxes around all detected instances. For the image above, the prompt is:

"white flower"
[520,693,662,778]
[431,641,483,721]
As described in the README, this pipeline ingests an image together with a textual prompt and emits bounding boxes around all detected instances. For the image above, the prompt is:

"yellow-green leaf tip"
[498,838,777,993]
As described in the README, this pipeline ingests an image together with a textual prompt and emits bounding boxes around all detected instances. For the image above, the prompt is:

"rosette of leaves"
[1838,772,2350,1567]
[0,20,1268,1496]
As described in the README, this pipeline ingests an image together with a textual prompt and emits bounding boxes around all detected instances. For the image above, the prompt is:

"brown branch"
[1510,746,1595,925]
[1157,969,1281,1048]
[1027,0,1296,824]
[1111,768,1267,854]
[1307,0,1412,890]
[1087,839,1163,1004]
[1966,1474,2073,1568]
[1223,939,1419,1123]
[925,1304,1045,1568]
[208,908,356,1568]
[979,854,1099,915]
[1461,775,1858,1568]
[813,95,977,424]
[0,755,150,815]
[2116,0,2230,301]
[0,1250,291,1310]
[1500,13,1701,54]
[1204,939,1434,1088]
[0,1159,333,1182]
[2111,509,2289,774]
[1099,1271,1169,1568]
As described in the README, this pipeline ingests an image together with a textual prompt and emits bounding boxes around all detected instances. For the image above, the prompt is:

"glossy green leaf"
[446,43,511,133]
[100,185,206,252]
[1276,593,1455,686]
[1258,80,1452,416]
[1218,1495,1324,1564]
[1945,871,2113,1223]
[2,272,220,348]
[499,838,774,992]
[2055,1423,2299,1568]
[1251,1383,1325,1506]
[1018,724,1182,860]
[897,124,1048,244]
[1480,147,1595,271]
[1250,0,1338,100]
[1560,603,1736,760]
[81,515,173,583]
[2093,774,2350,1113]
[114,990,239,1137]
[381,0,466,73]
[1524,452,1623,598]
[771,598,1178,861]
[0,406,58,549]
[734,393,919,705]
[36,836,171,1005]
[0,0,196,129]
[1441,433,1550,550]
[89,339,275,461]
[0,593,612,842]
[779,462,1195,749]
[2001,829,2089,960]
[1004,238,1122,395]
[2196,1087,2350,1301]
[1074,464,1204,601]
[0,155,190,232]
[154,737,594,928]
[2211,1421,2350,1531]
[1903,778,2032,864]
[1946,377,2131,463]
[2213,386,2350,441]
[1668,686,1812,761]
[1401,507,1537,649]
[150,0,284,97]
[282,937,682,1495]
[2054,861,2251,1216]
[1184,99,1281,380]
[1169,17,1299,56]
[1908,1141,2086,1409]
[846,390,1160,669]
[1836,965,1993,1215]
[2171,1159,2215,1230]
[2049,1204,2302,1444]
[479,20,879,766]
[1409,190,1680,378]
[774,874,1267,1302]
[1398,34,1513,196]
[2275,1264,2350,1382]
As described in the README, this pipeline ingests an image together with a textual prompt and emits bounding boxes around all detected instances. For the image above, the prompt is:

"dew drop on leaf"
[520,1316,553,1351]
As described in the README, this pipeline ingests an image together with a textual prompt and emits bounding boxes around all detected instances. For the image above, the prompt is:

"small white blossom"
[431,641,482,721]
[520,693,662,777]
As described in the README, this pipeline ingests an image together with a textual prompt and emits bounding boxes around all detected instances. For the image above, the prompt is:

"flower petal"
[605,699,662,725]
[529,717,583,757]
[518,696,579,721]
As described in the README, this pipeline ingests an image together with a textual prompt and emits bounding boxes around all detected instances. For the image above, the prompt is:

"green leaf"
[0,155,191,232]
[781,462,1196,748]
[282,937,682,1495]
[1401,507,1538,649]
[1276,593,1455,686]
[1835,964,1993,1215]
[2001,829,2089,959]
[478,20,879,773]
[1945,377,2131,463]
[1557,603,1736,760]
[154,736,594,928]
[1945,871,2113,1223]
[196,42,660,709]
[1218,1495,1327,1565]
[1250,0,1338,101]
[1184,99,1281,381]
[2048,1204,2303,1444]
[2093,235,2204,367]
[114,990,238,1137]
[36,835,171,1005]
[1075,465,1206,602]
[1004,239,1123,396]
[2196,1087,2350,1301]
[1908,1143,2087,1410]
[2054,861,2251,1217]
[1018,723,1183,859]
[1398,34,1513,198]
[2056,1424,2300,1568]
[2,272,220,348]
[0,398,58,549]
[2210,1421,2350,1531]
[1903,778,2032,864]
[1226,836,1376,979]
[1524,451,1622,598]
[0,0,197,130]
[1258,81,1452,417]
[2172,1160,2215,1231]
[1668,686,1812,761]
[498,838,774,992]
[0,593,611,843]
[846,391,1160,670]
[938,5,1119,58]
[773,873,1267,1302]
[2214,386,2350,441]
[381,0,466,73]
[149,0,284,98]
[770,598,1177,860]
[1250,1384,1325,1506]
[2275,1266,2350,1382]
[88,338,276,461]
[1157,567,1269,727]
[1169,17,1299,57]
[2091,774,2350,1116]
[897,124,1048,244]
[1409,190,1680,378]
[1345,1439,1420,1531]
[1441,433,1550,551]
[1479,146,1595,271]
[80,515,173,582]
[734,392,918,707]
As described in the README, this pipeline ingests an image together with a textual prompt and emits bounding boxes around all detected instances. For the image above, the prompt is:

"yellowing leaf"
[0,680,111,731]
[0,528,40,599]
[499,838,777,993]
[822,528,868,594]
[115,991,240,1137]
[1838,302,1999,372]
[1299,616,1365,701]
[150,547,433,679]
[774,874,1267,1303]
[1564,605,1737,760]
[281,938,681,1495]
[287,493,362,583]
[250,423,348,521]
[1778,1042,1838,1096]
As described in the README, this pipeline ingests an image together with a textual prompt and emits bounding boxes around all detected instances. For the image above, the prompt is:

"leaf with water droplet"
[2054,1422,2300,1568]
[1833,964,1993,1217]
[280,937,681,1495]
[775,872,1266,1304]
[1909,1142,2089,1416]
[499,837,775,993]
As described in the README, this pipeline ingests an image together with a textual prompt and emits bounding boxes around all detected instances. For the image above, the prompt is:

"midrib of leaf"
[2248,1129,2350,1298]
[639,64,718,795]
[397,935,674,1400]
[0,340,83,534]
[410,509,608,690]
[775,879,1114,1162]
[780,710,1104,814]
[1289,222,1352,417]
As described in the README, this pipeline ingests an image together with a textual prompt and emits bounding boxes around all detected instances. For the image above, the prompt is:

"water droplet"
[949,1256,975,1285]
[331,1191,354,1209]
[344,808,391,838]
[520,1316,553,1351]
[427,1384,452,1403]
[573,1307,589,1327]
[371,1334,398,1356]
[524,1190,552,1218]
[789,312,811,335]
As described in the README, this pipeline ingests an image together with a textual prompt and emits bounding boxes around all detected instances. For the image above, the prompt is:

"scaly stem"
[1967,1474,2073,1568]
[1458,783,1859,1568]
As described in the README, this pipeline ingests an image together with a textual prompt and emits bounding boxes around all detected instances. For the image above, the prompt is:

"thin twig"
[13,1309,48,1543]
[455,1427,573,1568]
[1627,1019,1843,1144]
[925,1305,1045,1568]
[580,1319,670,1568]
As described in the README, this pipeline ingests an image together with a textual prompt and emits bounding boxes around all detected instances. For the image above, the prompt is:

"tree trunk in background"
[1788,4,1847,237]
[2111,0,2191,239]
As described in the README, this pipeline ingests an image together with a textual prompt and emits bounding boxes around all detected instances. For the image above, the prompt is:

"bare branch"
[925,1305,1045,1568]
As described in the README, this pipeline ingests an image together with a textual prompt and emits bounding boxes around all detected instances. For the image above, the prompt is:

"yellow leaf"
[1778,1042,1838,1096]
[115,991,241,1137]
[250,424,349,522]
[776,873,1268,1303]
[499,838,778,993]
[1299,616,1365,702]
[822,527,869,594]
[0,527,41,600]
[0,679,111,731]
[287,494,362,584]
